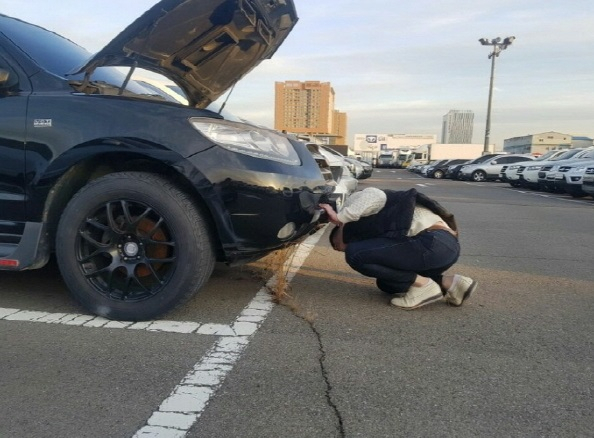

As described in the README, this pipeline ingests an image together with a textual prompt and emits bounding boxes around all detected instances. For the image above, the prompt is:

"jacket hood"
[76,0,297,108]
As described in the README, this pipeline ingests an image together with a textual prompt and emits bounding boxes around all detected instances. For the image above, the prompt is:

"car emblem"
[33,119,52,128]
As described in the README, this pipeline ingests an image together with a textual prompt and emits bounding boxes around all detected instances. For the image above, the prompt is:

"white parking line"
[505,187,593,204]
[0,308,236,335]
[0,226,326,437]
[132,228,326,437]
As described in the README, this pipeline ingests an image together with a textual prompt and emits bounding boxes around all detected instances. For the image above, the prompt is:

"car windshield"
[551,149,584,161]
[468,154,497,164]
[535,150,562,161]
[0,15,152,95]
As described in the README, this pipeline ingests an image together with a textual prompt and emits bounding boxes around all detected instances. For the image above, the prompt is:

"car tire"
[433,170,444,179]
[56,172,216,321]
[472,170,486,182]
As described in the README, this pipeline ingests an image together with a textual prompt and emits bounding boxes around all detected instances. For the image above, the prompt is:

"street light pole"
[479,36,515,154]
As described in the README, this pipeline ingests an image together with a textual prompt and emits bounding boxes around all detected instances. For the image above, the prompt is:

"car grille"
[558,166,572,172]
[501,165,508,172]
[517,166,526,174]
[585,167,594,175]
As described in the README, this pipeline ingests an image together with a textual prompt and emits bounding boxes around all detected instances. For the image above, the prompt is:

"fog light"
[277,222,296,240]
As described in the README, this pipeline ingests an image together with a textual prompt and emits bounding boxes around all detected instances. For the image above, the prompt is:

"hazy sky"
[2,0,593,148]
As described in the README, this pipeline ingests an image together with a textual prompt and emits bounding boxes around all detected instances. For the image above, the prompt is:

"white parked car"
[344,156,372,179]
[516,148,590,189]
[315,145,358,209]
[501,150,568,187]
[580,164,594,197]
[551,159,594,197]
[539,149,594,192]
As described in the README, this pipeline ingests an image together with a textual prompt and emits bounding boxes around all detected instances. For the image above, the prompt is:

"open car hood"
[76,0,297,108]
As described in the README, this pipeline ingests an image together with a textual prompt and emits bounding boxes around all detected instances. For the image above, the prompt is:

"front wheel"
[433,170,444,179]
[56,172,216,321]
[472,170,486,182]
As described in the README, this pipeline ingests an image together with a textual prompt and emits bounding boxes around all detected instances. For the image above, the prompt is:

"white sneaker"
[445,275,477,306]
[390,280,442,310]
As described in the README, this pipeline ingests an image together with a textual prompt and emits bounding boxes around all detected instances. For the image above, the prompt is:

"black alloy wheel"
[56,172,215,321]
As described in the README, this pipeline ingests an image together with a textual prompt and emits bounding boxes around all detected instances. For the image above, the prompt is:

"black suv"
[0,1,335,320]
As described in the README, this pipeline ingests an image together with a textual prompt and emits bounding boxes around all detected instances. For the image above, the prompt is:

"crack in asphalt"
[291,308,346,437]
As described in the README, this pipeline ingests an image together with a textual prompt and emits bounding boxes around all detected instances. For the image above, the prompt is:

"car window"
[0,54,19,91]
[509,156,530,163]
[0,15,88,76]
[0,15,151,96]
[452,159,467,165]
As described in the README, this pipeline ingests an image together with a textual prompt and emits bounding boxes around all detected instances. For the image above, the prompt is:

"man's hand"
[319,203,342,225]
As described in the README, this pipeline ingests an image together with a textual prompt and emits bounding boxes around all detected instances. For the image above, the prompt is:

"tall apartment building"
[275,81,346,144]
[441,110,474,144]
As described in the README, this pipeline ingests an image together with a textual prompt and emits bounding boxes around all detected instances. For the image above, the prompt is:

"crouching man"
[319,187,477,310]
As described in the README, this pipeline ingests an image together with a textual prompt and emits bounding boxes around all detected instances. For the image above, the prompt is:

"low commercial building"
[502,131,591,155]
[352,133,437,162]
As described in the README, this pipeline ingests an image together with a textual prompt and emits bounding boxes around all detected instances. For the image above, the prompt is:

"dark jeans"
[344,229,460,294]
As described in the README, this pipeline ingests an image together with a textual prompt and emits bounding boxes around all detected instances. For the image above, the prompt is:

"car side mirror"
[490,160,498,165]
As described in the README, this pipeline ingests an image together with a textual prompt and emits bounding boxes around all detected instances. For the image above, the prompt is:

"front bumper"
[581,174,594,195]
[553,173,584,195]
[186,143,336,264]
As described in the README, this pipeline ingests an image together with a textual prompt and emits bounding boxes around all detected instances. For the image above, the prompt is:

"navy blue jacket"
[342,189,457,243]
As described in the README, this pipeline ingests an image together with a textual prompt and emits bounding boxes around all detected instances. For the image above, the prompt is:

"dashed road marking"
[504,187,593,204]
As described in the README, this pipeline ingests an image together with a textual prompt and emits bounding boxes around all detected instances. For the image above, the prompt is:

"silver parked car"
[459,154,534,182]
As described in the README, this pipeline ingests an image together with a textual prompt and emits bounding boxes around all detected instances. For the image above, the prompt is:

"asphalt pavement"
[1,170,593,437]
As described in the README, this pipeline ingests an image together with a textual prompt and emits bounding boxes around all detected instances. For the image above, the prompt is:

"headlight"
[527,165,542,171]
[189,118,301,166]
[508,165,519,170]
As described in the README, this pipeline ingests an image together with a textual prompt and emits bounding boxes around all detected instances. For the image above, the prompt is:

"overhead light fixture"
[478,36,516,154]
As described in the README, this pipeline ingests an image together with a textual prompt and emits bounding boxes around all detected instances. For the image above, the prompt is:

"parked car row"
[408,155,507,181]
[407,147,594,200]
[501,147,594,198]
